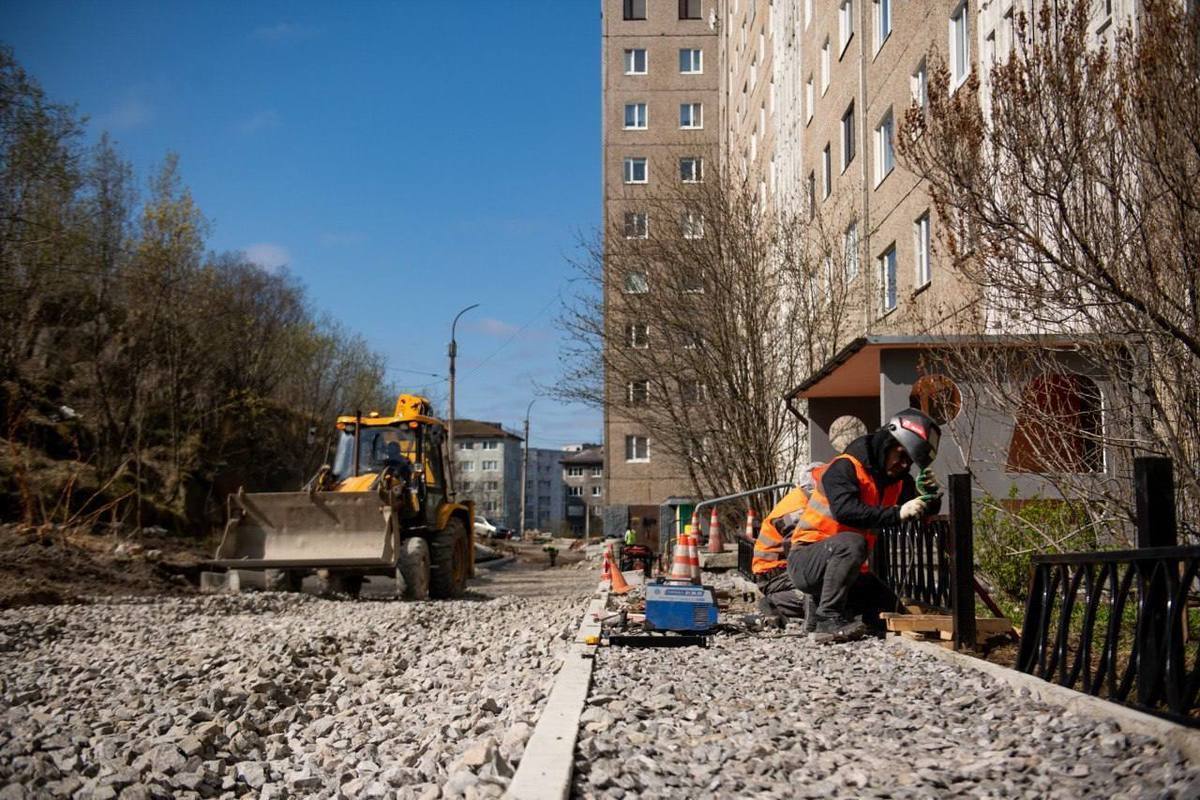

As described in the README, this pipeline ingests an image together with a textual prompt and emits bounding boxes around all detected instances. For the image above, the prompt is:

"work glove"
[899,496,928,522]
[917,468,942,501]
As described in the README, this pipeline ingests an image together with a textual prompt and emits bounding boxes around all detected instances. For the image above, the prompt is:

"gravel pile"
[0,570,589,799]
[574,632,1200,799]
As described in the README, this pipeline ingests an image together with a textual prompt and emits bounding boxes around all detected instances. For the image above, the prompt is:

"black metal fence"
[873,473,978,649]
[1016,545,1200,726]
[1016,456,1199,726]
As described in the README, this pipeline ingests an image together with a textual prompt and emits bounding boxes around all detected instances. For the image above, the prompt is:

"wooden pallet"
[882,613,1015,645]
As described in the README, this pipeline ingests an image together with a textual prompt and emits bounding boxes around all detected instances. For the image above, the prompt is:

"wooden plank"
[883,614,1013,635]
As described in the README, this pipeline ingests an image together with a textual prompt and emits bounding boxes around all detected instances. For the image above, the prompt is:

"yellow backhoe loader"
[214,394,474,599]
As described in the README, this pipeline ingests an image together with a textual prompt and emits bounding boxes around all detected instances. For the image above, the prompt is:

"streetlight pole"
[519,398,536,537]
[447,303,479,499]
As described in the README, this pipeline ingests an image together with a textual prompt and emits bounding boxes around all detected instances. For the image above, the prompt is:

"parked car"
[474,516,498,538]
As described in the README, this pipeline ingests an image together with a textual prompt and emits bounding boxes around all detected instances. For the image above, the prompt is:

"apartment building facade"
[452,420,522,531]
[562,445,605,536]
[522,447,566,534]
[601,0,721,528]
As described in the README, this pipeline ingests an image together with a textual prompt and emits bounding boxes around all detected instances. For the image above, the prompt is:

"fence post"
[1134,457,1176,548]
[1134,457,1175,708]
[948,473,976,651]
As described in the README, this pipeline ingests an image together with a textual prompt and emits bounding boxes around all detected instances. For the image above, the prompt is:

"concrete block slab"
[199,572,229,594]
[228,570,267,593]
[699,551,737,570]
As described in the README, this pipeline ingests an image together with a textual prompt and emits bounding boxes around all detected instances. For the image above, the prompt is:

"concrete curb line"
[505,590,610,800]
[890,636,1200,762]
[475,555,517,570]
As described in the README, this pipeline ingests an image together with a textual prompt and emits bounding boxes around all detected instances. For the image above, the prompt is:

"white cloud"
[96,95,153,132]
[236,109,280,135]
[474,318,520,337]
[244,243,291,272]
[253,22,318,42]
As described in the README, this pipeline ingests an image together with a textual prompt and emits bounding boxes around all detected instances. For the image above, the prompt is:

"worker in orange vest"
[762,408,942,641]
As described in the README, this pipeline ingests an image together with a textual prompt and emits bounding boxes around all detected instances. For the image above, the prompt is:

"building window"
[626,322,649,348]
[679,0,702,19]
[950,2,970,89]
[481,460,498,471]
[914,212,931,288]
[680,380,706,404]
[456,441,475,450]
[627,380,649,405]
[591,486,602,497]
[681,211,704,239]
[460,462,475,472]
[821,39,831,94]
[839,0,854,55]
[874,109,894,185]
[624,48,647,74]
[875,0,892,50]
[591,466,603,477]
[821,144,831,199]
[485,480,499,491]
[879,244,898,313]
[567,466,584,477]
[623,103,647,130]
[625,435,650,462]
[569,486,584,497]
[623,157,648,184]
[805,76,814,124]
[623,271,649,293]
[680,157,703,182]
[624,0,646,21]
[623,212,648,239]
[682,270,704,293]
[841,102,855,171]
[844,222,859,279]
[679,48,703,73]
[911,59,928,108]
[1007,374,1103,474]
[481,441,498,450]
[680,102,703,129]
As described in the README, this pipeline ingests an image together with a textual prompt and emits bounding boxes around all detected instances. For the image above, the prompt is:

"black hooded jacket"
[819,430,942,529]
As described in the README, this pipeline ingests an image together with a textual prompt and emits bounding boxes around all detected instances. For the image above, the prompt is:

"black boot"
[809,613,867,644]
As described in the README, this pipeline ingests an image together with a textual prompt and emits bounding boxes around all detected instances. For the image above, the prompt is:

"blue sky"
[2,0,601,449]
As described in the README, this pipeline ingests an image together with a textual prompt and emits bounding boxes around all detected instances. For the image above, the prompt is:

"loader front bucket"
[214,491,396,568]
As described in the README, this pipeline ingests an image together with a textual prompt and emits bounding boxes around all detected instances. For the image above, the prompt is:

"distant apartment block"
[523,447,566,533]
[561,445,604,536]
[452,420,522,531]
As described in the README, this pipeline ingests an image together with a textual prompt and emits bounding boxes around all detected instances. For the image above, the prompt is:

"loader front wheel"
[430,519,469,599]
[398,537,431,600]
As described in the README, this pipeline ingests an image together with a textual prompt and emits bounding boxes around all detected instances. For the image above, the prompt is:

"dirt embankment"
[0,525,211,609]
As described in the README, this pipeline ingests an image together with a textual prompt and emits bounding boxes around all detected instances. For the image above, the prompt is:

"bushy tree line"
[0,48,392,532]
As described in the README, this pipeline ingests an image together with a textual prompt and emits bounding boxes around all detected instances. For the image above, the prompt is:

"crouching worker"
[787,408,942,643]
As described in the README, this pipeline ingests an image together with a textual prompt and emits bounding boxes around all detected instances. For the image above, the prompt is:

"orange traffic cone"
[685,526,702,584]
[608,554,632,595]
[744,508,758,542]
[600,542,613,584]
[707,507,724,554]
[667,535,692,581]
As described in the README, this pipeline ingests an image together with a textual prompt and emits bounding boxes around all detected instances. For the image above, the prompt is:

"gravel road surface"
[0,562,592,799]
[573,626,1200,799]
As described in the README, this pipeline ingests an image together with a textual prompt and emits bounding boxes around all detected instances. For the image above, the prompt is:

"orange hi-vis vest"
[752,454,904,575]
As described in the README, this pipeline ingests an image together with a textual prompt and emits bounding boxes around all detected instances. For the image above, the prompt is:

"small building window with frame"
[624,0,647,21]
[680,156,703,182]
[623,212,648,239]
[625,435,650,462]
[679,48,703,73]
[624,48,647,74]
[679,0,702,19]
[624,157,648,184]
[879,243,898,313]
[627,380,649,406]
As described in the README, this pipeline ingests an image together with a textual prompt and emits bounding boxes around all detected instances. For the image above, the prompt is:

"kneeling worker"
[769,408,942,641]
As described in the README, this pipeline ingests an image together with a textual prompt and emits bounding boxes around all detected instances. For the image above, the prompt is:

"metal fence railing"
[1016,545,1200,727]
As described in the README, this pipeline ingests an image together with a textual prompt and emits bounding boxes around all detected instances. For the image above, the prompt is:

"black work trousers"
[786,532,868,619]
[755,567,806,619]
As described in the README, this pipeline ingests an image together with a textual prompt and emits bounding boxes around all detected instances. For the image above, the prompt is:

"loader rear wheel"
[398,537,431,600]
[430,519,469,599]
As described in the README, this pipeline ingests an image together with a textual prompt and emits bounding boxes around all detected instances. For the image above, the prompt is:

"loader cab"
[331,420,449,528]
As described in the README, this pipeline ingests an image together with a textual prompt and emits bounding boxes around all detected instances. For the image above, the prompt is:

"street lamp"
[519,398,537,537]
[447,303,479,498]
